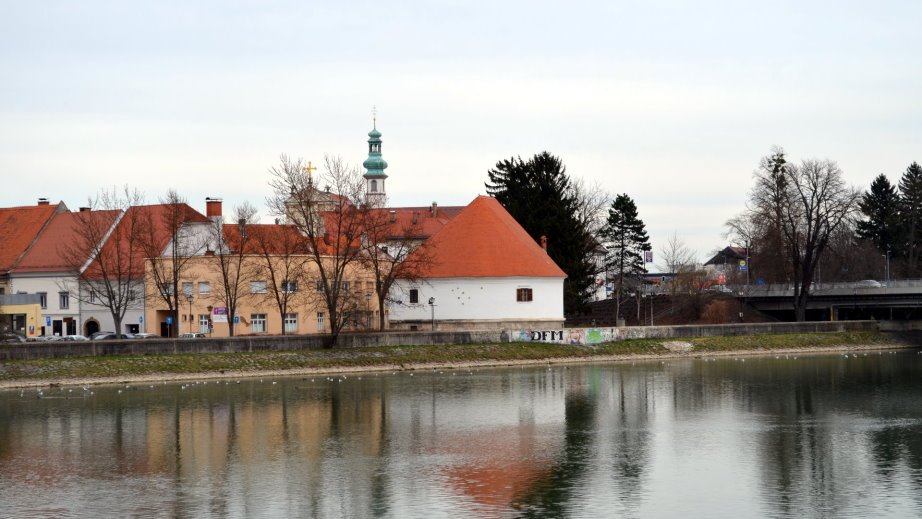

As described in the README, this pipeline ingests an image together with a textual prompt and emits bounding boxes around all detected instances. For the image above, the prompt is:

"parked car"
[178,332,207,339]
[59,335,89,341]
[132,333,161,339]
[90,332,134,340]
[1,332,26,343]
[856,279,882,288]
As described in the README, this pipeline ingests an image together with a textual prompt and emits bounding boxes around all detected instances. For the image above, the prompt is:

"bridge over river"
[737,280,922,321]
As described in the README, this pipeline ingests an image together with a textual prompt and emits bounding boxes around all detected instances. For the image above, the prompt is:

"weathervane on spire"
[372,105,378,129]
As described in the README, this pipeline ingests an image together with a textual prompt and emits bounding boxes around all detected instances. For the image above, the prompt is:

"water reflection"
[2,352,922,518]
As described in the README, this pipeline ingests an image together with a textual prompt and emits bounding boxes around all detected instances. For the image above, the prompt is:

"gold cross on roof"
[303,161,317,179]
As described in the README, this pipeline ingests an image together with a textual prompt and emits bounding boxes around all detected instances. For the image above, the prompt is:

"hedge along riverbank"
[0,329,916,389]
[0,320,880,362]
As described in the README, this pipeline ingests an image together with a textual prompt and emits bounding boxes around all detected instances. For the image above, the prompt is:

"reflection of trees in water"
[510,366,654,517]
[513,390,595,517]
[608,367,653,512]
[668,353,922,518]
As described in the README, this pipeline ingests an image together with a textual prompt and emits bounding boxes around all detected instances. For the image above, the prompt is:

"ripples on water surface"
[2,351,922,518]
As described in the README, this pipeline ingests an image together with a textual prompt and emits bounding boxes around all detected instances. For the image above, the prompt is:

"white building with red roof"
[389,196,566,331]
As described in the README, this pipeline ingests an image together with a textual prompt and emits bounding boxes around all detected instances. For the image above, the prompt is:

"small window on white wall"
[409,288,419,304]
[516,288,533,302]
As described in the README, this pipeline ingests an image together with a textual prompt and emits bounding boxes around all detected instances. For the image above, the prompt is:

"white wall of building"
[9,274,80,335]
[389,277,563,323]
[79,281,145,335]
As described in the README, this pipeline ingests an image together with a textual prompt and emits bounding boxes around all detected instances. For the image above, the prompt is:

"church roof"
[412,196,566,279]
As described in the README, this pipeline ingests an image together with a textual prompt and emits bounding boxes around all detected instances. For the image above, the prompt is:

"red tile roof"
[413,196,566,279]
[83,203,209,279]
[0,203,63,274]
[13,210,120,273]
[365,206,464,240]
[224,223,309,255]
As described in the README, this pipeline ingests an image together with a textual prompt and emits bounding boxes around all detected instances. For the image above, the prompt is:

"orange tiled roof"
[83,203,209,279]
[224,223,309,255]
[413,196,566,279]
[13,210,120,273]
[366,206,463,239]
[0,202,63,274]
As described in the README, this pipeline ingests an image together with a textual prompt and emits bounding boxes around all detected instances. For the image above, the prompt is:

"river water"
[2,350,922,518]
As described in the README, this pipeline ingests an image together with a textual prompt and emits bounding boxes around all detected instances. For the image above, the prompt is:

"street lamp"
[186,293,194,334]
[884,249,890,286]
[428,297,436,331]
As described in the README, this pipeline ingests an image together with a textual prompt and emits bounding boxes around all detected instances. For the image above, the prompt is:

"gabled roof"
[13,210,120,274]
[704,246,747,266]
[224,223,309,255]
[0,202,64,274]
[413,196,566,279]
[366,206,464,240]
[84,203,209,279]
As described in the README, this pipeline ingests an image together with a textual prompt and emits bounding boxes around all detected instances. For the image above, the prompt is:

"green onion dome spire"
[362,123,388,179]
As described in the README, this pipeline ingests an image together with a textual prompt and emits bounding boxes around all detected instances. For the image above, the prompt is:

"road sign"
[233,316,240,324]
[45,316,51,327]
[139,315,144,323]
[739,259,748,272]
[166,316,173,325]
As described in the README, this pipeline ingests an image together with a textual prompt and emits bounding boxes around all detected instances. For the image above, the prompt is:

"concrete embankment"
[1,320,880,361]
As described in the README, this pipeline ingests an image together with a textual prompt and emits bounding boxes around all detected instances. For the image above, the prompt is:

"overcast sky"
[2,1,920,264]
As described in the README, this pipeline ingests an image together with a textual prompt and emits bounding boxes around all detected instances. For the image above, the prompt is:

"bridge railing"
[732,279,922,297]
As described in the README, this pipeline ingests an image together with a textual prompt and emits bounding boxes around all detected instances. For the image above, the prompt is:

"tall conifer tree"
[857,173,900,255]
[898,162,922,274]
[485,152,597,314]
[603,194,651,322]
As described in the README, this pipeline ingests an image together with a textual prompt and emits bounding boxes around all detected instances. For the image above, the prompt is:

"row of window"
[164,280,364,296]
[406,287,534,303]
[246,313,325,333]
[184,312,326,334]
[37,292,70,310]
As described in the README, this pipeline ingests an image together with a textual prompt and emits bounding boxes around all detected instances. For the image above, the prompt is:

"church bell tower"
[362,112,388,207]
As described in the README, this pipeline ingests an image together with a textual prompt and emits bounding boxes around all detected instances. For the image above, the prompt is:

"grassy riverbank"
[0,330,914,388]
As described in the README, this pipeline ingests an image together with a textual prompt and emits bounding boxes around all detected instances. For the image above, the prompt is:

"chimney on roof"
[79,207,91,212]
[205,197,223,218]
[540,235,548,251]
[389,210,396,223]
[238,218,247,238]
[430,201,438,217]
[37,198,49,206]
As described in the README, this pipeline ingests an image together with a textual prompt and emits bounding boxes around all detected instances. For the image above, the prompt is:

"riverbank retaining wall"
[0,320,881,361]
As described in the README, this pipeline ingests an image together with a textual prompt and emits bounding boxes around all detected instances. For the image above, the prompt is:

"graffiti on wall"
[510,328,626,345]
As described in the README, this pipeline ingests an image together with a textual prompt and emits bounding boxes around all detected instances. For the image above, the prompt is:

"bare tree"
[570,177,611,236]
[59,186,146,337]
[361,202,436,330]
[139,189,208,337]
[748,153,860,320]
[208,202,258,336]
[657,231,697,296]
[267,154,368,345]
[248,222,312,335]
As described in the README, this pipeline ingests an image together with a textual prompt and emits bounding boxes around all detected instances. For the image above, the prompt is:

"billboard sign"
[213,306,228,323]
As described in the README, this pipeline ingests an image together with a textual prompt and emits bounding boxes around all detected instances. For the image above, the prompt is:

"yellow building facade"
[144,255,381,337]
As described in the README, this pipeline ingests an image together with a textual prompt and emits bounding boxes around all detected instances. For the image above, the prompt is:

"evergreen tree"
[898,162,922,273]
[856,173,900,255]
[485,152,597,314]
[602,194,651,321]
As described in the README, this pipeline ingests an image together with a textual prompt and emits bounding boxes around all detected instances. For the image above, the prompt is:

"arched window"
[370,179,377,192]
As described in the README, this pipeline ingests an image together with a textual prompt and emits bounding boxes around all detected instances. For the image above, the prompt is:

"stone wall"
[0,320,880,361]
